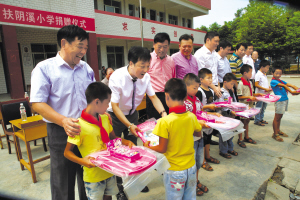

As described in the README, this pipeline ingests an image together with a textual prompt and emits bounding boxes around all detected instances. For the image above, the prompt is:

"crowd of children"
[63,60,299,200]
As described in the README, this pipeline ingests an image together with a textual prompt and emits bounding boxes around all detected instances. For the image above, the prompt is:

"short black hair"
[179,34,194,43]
[272,65,283,73]
[240,64,252,75]
[223,73,237,82]
[165,78,187,101]
[247,42,253,48]
[128,46,151,65]
[204,31,219,44]
[85,82,112,104]
[217,40,232,51]
[154,32,170,44]
[57,25,89,48]
[259,60,270,69]
[235,43,247,51]
[198,68,212,80]
[105,67,114,75]
[183,73,200,86]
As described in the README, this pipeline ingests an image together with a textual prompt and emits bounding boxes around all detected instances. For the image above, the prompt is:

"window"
[170,49,179,55]
[104,0,121,14]
[31,44,57,67]
[138,7,146,19]
[129,4,134,16]
[159,12,164,22]
[169,15,178,25]
[107,46,124,69]
[150,9,156,21]
[182,18,186,27]
[94,0,98,9]
[187,19,192,28]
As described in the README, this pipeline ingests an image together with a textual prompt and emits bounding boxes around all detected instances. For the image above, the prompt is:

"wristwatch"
[128,123,134,129]
[159,110,166,116]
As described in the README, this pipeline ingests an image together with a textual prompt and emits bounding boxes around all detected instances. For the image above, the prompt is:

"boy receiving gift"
[144,78,202,200]
[237,64,264,148]
[64,82,134,200]
[270,66,300,142]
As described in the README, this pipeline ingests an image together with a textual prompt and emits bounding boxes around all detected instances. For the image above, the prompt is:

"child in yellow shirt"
[64,82,134,200]
[144,78,202,200]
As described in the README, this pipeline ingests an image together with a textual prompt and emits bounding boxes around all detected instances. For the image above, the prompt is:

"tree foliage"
[195,1,299,62]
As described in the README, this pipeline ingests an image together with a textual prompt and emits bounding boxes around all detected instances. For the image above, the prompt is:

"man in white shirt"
[194,31,221,97]
[108,46,167,199]
[216,40,232,87]
[243,43,255,84]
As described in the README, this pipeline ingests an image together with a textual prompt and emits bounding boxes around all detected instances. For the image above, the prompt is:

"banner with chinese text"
[0,3,95,31]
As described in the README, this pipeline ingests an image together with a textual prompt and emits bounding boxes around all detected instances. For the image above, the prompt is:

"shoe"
[116,191,128,200]
[141,186,149,193]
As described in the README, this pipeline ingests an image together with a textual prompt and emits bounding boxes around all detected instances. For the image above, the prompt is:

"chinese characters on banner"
[0,3,95,31]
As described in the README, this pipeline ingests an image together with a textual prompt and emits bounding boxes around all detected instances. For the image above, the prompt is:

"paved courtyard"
[0,77,299,200]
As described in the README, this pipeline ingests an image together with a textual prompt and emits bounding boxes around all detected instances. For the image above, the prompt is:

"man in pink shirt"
[147,32,176,119]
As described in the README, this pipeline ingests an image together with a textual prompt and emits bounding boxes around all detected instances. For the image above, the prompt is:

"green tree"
[233,1,289,60]
[196,25,208,32]
[208,22,221,33]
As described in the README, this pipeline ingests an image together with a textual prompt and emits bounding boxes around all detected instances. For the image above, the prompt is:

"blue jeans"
[84,176,118,200]
[194,138,204,170]
[163,164,197,200]
[219,136,234,154]
[254,101,268,123]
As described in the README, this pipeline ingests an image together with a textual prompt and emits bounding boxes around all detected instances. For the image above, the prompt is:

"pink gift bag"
[255,94,281,103]
[235,108,261,118]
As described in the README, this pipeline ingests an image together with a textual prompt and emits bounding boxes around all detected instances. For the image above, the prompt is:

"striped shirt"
[229,53,243,80]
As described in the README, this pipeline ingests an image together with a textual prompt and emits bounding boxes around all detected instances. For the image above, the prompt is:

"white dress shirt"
[255,70,269,94]
[194,45,219,85]
[108,66,155,115]
[216,53,231,83]
[243,54,256,79]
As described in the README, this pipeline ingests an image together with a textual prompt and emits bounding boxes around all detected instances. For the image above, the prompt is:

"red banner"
[0,3,95,31]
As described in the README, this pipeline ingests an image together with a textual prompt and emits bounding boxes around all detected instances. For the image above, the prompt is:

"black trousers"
[47,123,87,200]
[146,92,169,119]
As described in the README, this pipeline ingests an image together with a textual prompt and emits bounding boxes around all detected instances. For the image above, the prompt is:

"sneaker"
[116,191,128,200]
[141,186,149,193]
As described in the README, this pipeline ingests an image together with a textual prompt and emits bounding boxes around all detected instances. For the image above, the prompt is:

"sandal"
[260,120,268,124]
[244,137,257,144]
[279,131,288,137]
[237,139,246,148]
[196,188,204,196]
[197,181,209,193]
[254,121,265,126]
[228,150,238,156]
[206,156,220,164]
[201,162,213,171]
[272,134,284,142]
[219,152,232,159]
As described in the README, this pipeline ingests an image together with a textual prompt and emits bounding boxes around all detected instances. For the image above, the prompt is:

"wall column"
[86,32,100,81]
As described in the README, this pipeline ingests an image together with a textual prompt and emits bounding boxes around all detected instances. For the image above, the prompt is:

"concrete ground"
[0,77,300,200]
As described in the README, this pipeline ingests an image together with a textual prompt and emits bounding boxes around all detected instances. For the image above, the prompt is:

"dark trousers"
[108,111,139,185]
[47,123,87,200]
[146,92,169,119]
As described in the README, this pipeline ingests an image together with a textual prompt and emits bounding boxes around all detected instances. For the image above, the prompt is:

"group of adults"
[30,24,260,200]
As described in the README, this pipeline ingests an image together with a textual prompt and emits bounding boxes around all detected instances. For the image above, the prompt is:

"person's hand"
[209,104,217,111]
[210,112,222,117]
[231,111,236,116]
[198,120,210,128]
[258,93,265,96]
[81,156,96,168]
[122,139,135,149]
[291,91,300,95]
[129,124,141,137]
[213,87,222,98]
[143,141,151,148]
[266,88,272,93]
[249,96,257,101]
[62,118,80,137]
[104,112,113,125]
